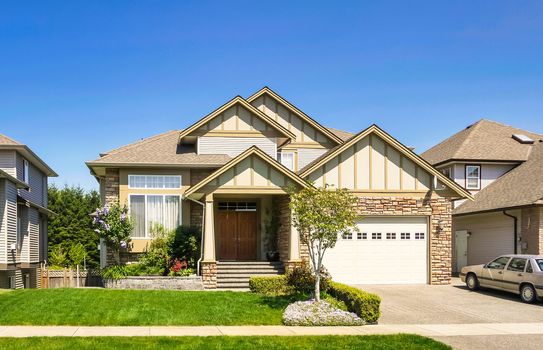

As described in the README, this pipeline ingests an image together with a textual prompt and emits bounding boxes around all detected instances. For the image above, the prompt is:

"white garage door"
[323,216,428,284]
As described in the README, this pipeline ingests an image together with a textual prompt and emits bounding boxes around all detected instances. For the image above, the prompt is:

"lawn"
[0,289,293,326]
[0,335,451,350]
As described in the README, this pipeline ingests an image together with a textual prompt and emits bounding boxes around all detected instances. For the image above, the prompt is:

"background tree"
[289,185,358,301]
[48,185,101,268]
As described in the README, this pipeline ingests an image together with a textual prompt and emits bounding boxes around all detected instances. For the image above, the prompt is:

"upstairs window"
[441,167,452,180]
[128,175,181,189]
[22,159,29,183]
[277,152,294,171]
[465,165,480,190]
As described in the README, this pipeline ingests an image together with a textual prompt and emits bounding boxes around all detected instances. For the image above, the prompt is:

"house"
[421,119,543,273]
[86,87,471,288]
[0,134,57,289]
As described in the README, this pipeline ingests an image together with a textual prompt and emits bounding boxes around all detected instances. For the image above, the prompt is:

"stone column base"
[201,261,217,289]
[284,260,303,273]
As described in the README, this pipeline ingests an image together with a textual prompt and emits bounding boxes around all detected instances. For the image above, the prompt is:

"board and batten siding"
[196,103,275,135]
[250,93,333,145]
[306,134,432,191]
[297,148,329,170]
[198,136,277,159]
[0,151,16,177]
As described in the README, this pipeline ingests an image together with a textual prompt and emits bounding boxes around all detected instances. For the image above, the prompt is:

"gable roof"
[454,141,543,215]
[0,133,23,146]
[0,134,57,177]
[299,124,473,200]
[86,130,231,168]
[185,145,310,198]
[177,96,296,144]
[326,127,354,141]
[421,119,543,166]
[247,86,344,145]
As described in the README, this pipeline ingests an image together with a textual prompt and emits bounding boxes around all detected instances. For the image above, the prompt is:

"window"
[342,232,353,240]
[415,232,425,240]
[357,232,367,240]
[526,261,534,273]
[486,256,511,270]
[401,232,410,240]
[128,175,181,189]
[386,232,396,240]
[441,167,452,179]
[465,165,480,189]
[507,258,527,272]
[22,159,29,183]
[371,233,382,240]
[129,194,182,238]
[218,202,257,211]
[536,259,543,271]
[277,152,294,171]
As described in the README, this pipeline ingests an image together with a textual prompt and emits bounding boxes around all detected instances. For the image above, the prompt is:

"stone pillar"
[202,194,217,289]
[104,168,119,205]
[202,261,217,289]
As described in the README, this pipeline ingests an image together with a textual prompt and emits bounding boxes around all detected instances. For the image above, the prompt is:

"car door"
[502,258,527,292]
[480,256,511,289]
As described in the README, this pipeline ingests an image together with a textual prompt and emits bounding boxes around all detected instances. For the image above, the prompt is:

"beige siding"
[28,208,40,263]
[17,153,47,206]
[198,136,276,158]
[298,148,328,169]
[5,181,17,265]
[306,134,433,191]
[0,179,5,263]
[20,207,30,263]
[0,151,16,176]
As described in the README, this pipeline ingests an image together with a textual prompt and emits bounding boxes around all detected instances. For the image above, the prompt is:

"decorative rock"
[283,300,365,326]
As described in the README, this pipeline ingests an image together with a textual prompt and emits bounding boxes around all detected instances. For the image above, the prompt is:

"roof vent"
[512,134,534,144]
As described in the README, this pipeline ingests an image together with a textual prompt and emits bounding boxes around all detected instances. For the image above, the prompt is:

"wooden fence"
[41,267,102,288]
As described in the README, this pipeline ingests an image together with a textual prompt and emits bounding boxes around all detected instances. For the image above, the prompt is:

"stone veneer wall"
[201,261,217,289]
[104,168,120,205]
[521,207,543,255]
[355,196,452,285]
[276,195,307,271]
[104,276,203,290]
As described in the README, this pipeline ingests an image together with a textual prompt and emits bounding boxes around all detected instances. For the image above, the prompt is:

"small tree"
[93,202,133,264]
[289,185,358,301]
[69,242,87,268]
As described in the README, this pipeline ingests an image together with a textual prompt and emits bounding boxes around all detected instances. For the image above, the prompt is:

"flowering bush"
[168,258,192,276]
[286,263,331,295]
[282,300,365,326]
[93,202,133,263]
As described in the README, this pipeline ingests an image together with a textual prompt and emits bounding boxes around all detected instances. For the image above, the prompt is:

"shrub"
[282,300,364,326]
[285,264,331,295]
[101,265,129,280]
[169,226,201,269]
[327,281,381,324]
[249,276,292,296]
[48,245,68,267]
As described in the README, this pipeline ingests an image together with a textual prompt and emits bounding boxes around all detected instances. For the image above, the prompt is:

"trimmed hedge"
[249,276,293,296]
[327,281,381,324]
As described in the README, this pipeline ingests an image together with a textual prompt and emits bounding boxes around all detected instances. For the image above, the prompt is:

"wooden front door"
[218,210,257,260]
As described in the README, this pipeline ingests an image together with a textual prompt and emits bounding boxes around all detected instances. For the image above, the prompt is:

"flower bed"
[103,275,203,290]
[282,300,365,326]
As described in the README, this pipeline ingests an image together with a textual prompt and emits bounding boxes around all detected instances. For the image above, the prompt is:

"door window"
[486,257,511,270]
[506,258,526,272]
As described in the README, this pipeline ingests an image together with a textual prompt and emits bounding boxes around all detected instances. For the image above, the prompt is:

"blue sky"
[1,1,542,191]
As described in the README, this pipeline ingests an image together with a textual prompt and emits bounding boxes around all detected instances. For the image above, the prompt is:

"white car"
[460,254,543,303]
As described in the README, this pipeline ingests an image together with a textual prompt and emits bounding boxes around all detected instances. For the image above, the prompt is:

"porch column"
[289,209,301,262]
[203,194,215,262]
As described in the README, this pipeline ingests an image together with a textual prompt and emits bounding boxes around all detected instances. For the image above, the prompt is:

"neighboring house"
[421,119,543,273]
[86,87,471,288]
[0,134,57,289]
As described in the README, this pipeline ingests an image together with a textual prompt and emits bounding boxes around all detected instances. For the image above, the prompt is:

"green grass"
[0,288,295,326]
[0,335,451,350]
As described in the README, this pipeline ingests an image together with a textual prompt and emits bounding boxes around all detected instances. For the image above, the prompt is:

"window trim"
[465,164,481,190]
[128,175,182,189]
[22,159,29,183]
[128,194,183,239]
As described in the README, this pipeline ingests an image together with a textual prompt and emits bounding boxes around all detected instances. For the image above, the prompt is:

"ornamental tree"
[289,185,358,301]
[93,202,133,264]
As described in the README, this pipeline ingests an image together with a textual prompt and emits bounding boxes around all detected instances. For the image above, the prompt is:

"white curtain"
[164,196,181,230]
[130,195,145,237]
[146,195,164,236]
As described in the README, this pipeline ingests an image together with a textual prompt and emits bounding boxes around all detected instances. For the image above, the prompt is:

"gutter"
[503,210,518,254]
[183,196,206,276]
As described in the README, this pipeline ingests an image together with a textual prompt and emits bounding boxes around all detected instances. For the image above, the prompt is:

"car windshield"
[535,259,543,271]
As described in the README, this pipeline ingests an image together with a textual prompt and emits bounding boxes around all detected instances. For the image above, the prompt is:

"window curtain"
[146,195,164,236]
[164,196,181,230]
[130,195,145,238]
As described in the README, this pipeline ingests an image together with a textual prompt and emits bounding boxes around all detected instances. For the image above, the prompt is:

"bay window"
[465,165,481,190]
[129,194,182,238]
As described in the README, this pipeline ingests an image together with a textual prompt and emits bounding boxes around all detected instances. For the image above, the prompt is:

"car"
[460,254,543,303]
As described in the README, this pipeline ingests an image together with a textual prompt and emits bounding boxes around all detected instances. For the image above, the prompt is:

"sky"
[1,1,542,191]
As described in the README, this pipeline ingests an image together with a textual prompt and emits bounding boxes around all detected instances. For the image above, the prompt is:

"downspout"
[183,196,206,276]
[503,211,518,254]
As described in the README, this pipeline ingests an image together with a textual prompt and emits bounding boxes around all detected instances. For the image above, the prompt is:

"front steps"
[216,261,284,289]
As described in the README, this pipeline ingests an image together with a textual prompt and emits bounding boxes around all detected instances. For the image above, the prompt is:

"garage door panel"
[323,217,428,284]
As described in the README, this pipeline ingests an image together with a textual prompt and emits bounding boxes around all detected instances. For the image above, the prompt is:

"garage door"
[323,216,428,284]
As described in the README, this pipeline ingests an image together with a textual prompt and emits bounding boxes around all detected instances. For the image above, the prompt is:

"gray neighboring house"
[421,119,543,273]
[0,133,57,289]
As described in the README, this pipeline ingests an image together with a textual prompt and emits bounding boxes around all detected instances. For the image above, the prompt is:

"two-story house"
[0,134,57,289]
[86,87,471,288]
[421,119,543,273]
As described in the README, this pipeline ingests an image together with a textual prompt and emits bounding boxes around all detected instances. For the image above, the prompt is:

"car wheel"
[520,284,538,304]
[466,273,479,291]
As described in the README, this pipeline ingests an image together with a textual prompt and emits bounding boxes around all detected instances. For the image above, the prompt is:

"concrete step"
[217,274,280,279]
[217,282,251,289]
[217,261,283,266]
[217,268,284,274]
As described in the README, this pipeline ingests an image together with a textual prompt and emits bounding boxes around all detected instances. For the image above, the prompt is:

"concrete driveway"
[356,278,543,349]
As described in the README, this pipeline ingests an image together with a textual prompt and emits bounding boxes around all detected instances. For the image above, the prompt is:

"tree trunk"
[315,272,321,301]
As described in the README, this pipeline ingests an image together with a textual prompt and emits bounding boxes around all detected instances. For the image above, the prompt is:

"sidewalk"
[1,323,543,337]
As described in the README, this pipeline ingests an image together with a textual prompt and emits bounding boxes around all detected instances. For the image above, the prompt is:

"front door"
[217,202,257,260]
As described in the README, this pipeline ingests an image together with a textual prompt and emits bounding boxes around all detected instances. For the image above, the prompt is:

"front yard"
[0,335,450,350]
[0,289,292,326]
